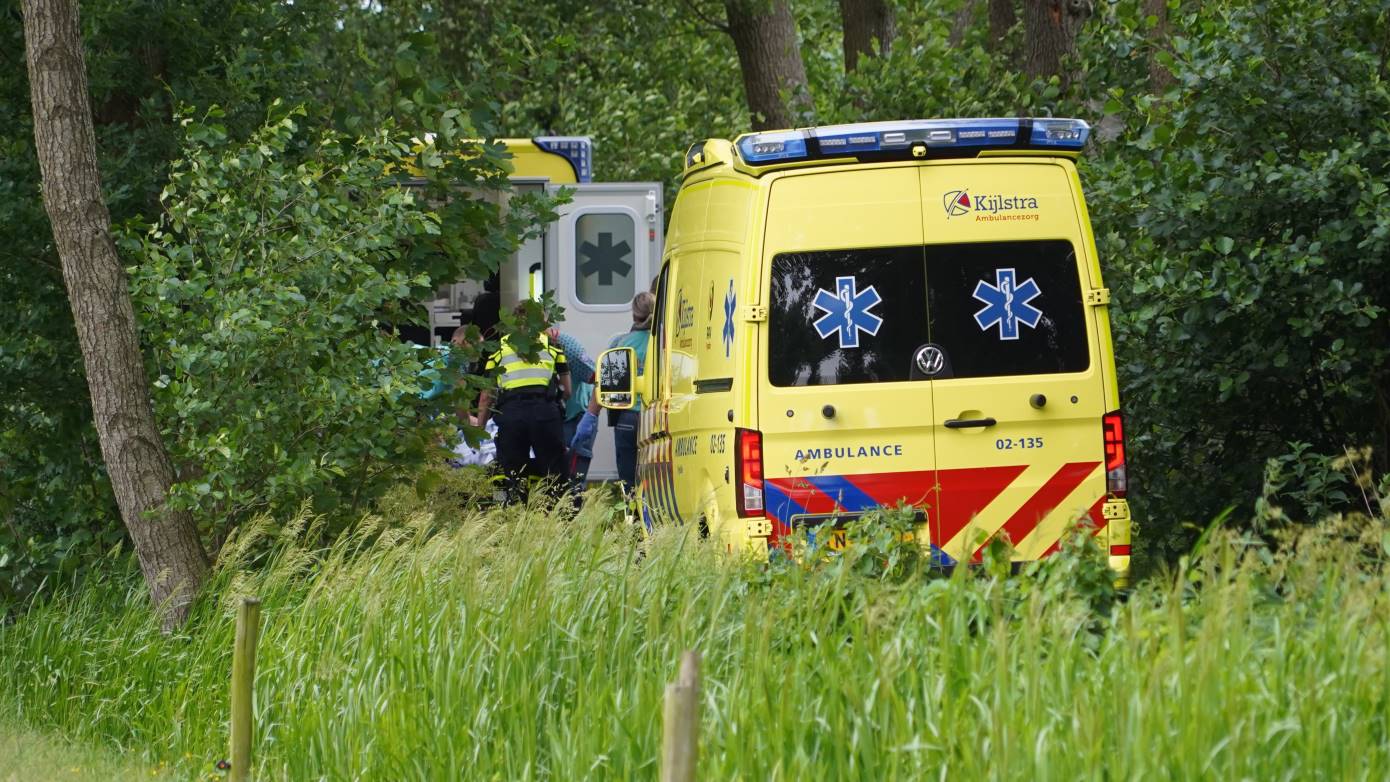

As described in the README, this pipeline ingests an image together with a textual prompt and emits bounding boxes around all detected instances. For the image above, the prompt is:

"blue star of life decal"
[722,280,736,357]
[972,268,1043,340]
[812,275,883,349]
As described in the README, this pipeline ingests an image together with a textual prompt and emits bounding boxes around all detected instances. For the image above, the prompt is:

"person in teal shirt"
[572,292,653,491]
[548,328,596,482]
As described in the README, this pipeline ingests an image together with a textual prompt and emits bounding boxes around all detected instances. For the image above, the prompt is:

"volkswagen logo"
[914,345,945,376]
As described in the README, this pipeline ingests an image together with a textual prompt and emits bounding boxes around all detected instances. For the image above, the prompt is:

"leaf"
[415,470,444,500]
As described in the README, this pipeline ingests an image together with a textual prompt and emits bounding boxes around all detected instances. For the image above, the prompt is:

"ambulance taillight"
[735,428,764,517]
[1103,411,1127,498]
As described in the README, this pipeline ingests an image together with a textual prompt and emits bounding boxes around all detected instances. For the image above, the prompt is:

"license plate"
[813,526,919,552]
[826,529,848,550]
[805,527,850,551]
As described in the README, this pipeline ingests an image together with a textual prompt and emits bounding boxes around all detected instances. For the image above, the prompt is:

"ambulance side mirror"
[597,347,636,410]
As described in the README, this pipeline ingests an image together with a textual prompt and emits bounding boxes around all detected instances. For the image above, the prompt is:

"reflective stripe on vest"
[496,338,556,390]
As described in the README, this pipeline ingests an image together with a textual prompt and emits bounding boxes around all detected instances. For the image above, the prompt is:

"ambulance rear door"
[757,166,939,553]
[548,183,664,481]
[917,161,1109,564]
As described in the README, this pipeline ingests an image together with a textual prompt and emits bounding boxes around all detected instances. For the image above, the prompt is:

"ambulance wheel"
[697,515,709,539]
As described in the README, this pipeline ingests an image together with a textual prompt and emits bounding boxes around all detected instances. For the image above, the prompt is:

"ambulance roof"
[504,137,592,184]
[405,136,593,184]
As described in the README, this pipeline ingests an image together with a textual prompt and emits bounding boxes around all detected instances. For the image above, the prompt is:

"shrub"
[1087,0,1390,560]
[127,105,554,543]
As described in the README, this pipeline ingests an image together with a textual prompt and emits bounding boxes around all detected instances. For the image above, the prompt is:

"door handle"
[944,417,997,429]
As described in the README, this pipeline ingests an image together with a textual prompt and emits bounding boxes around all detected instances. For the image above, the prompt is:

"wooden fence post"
[229,597,262,782]
[661,650,701,782]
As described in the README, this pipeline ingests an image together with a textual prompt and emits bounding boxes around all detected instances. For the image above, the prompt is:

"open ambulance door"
[547,183,664,481]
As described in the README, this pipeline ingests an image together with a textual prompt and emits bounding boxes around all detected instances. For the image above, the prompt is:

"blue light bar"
[735,130,808,164]
[1029,118,1089,147]
[534,135,593,182]
[733,118,1090,165]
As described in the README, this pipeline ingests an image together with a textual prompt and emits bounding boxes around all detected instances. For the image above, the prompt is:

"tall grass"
[3,475,1390,780]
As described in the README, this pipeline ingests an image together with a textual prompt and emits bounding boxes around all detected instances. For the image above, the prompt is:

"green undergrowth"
[3,472,1390,780]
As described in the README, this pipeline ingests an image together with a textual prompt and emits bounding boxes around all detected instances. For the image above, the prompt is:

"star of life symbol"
[973,268,1043,340]
[722,280,737,357]
[578,232,632,285]
[812,275,883,349]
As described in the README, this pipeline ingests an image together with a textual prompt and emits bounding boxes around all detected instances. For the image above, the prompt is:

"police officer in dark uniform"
[476,312,571,502]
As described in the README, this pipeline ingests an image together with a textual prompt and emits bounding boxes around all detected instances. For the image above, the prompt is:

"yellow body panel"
[498,140,580,184]
[635,144,1131,577]
[397,138,580,183]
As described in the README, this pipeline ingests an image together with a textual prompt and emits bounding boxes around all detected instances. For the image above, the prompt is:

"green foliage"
[1256,442,1355,526]
[125,104,551,537]
[813,3,1037,125]
[1,1,556,606]
[1087,0,1390,561]
[833,505,925,581]
[130,109,429,526]
[5,485,1390,779]
[434,0,749,201]
[1257,443,1387,528]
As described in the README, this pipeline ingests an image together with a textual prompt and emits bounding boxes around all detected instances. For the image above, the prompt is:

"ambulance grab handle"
[944,417,997,429]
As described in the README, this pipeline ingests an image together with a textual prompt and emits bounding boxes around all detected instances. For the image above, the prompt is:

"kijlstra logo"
[942,189,1039,219]
[943,189,972,217]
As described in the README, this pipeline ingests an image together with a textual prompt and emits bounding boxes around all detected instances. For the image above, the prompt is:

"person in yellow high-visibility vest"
[477,310,571,502]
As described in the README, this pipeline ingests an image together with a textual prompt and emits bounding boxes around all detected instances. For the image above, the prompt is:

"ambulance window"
[650,261,670,396]
[575,213,636,305]
[925,239,1090,377]
[768,246,929,387]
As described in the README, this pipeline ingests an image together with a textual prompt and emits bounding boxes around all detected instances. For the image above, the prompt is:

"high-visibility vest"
[488,334,565,391]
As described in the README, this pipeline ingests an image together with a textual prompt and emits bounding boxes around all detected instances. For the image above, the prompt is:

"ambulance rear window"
[925,239,1089,379]
[767,240,1089,387]
[768,246,929,387]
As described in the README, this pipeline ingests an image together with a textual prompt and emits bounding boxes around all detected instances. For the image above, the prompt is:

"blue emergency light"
[734,118,1090,165]
[535,136,594,182]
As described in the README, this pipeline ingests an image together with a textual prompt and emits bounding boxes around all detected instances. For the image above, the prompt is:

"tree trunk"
[1022,0,1092,82]
[724,0,814,130]
[22,0,209,630]
[948,0,980,48]
[1144,0,1175,92]
[839,0,895,71]
[987,0,1017,53]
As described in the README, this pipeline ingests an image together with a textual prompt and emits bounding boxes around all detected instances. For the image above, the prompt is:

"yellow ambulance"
[596,118,1131,576]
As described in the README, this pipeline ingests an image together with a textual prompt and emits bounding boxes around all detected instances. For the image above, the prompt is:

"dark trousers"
[495,398,566,502]
[614,409,640,492]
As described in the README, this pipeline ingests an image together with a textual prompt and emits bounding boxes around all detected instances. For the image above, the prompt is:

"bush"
[1086,0,1390,561]
[126,105,553,544]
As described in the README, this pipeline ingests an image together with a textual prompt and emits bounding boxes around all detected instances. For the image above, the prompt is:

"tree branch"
[678,0,729,34]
